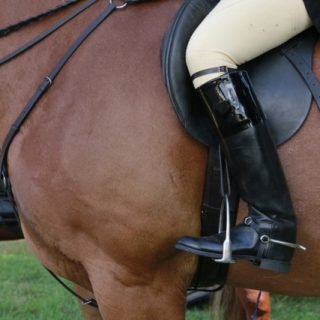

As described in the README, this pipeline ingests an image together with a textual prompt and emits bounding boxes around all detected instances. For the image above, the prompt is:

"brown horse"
[0,0,319,319]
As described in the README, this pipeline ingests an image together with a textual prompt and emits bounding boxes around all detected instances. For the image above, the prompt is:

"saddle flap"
[244,30,317,145]
[161,0,220,146]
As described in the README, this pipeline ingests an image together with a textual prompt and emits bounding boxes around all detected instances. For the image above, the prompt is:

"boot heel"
[259,259,290,273]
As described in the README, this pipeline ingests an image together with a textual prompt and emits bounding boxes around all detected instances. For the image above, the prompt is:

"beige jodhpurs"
[186,0,313,88]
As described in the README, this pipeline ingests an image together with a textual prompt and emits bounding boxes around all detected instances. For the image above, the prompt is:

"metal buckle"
[45,76,53,86]
[109,0,127,9]
[217,66,228,73]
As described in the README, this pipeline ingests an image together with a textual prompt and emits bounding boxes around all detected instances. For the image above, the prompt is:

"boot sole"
[175,243,290,273]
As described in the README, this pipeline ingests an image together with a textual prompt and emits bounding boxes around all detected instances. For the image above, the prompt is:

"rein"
[0,0,153,309]
[0,0,116,172]
[0,0,98,66]
[0,0,84,37]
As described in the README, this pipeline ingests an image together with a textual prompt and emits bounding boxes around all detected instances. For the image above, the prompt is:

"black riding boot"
[175,70,304,273]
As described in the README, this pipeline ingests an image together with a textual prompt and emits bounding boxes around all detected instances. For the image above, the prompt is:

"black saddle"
[161,0,319,289]
[161,0,318,147]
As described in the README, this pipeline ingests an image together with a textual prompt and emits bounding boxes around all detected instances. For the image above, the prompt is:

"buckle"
[109,0,127,9]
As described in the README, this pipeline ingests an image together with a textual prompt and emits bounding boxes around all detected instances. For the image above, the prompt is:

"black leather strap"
[0,0,98,66]
[46,268,98,307]
[0,0,88,38]
[191,66,237,81]
[0,0,157,309]
[0,0,119,309]
[282,47,320,111]
[0,2,117,175]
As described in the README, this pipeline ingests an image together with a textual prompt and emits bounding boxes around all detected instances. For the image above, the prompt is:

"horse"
[0,0,319,319]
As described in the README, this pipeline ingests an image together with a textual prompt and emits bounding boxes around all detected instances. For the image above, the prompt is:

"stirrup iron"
[215,193,235,263]
[215,146,235,264]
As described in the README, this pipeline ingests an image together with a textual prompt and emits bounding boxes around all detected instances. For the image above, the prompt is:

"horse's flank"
[0,1,320,319]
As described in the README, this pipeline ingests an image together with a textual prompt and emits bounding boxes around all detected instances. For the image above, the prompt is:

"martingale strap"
[0,0,153,309]
[0,1,116,174]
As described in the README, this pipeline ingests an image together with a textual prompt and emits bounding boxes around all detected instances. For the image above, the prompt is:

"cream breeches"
[186,0,313,88]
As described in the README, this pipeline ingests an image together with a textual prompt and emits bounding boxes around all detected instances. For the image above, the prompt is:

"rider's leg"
[186,0,312,89]
[176,0,312,272]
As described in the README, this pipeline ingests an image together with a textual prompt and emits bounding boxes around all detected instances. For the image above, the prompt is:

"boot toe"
[175,235,223,254]
[175,224,259,256]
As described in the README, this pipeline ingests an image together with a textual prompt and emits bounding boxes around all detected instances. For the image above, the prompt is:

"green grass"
[0,241,209,320]
[0,241,82,320]
[187,306,209,320]
[270,295,320,320]
[1,241,320,320]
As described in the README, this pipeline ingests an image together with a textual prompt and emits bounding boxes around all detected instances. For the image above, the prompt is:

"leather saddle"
[161,0,319,289]
[161,0,318,148]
